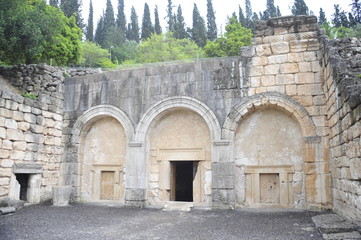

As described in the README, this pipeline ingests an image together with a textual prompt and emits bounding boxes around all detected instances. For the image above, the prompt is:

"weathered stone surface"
[312,214,359,234]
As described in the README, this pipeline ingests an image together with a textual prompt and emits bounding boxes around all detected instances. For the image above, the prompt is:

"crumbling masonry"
[0,16,360,222]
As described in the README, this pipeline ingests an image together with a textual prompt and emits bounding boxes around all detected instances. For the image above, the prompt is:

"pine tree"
[128,6,140,42]
[167,0,175,32]
[94,15,105,46]
[154,5,162,34]
[60,0,83,29]
[348,13,356,27]
[318,8,327,25]
[239,6,246,27]
[174,5,188,39]
[49,0,59,7]
[141,3,154,40]
[206,0,217,41]
[351,0,361,23]
[252,12,260,22]
[116,0,126,34]
[104,0,115,29]
[85,0,94,41]
[291,0,310,16]
[192,4,207,47]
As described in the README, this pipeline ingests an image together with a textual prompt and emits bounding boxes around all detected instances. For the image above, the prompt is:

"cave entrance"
[170,161,197,202]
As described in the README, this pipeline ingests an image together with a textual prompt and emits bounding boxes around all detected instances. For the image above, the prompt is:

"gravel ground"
[0,203,325,240]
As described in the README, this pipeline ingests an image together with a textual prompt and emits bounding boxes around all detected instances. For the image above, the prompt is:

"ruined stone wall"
[321,38,361,221]
[0,65,65,203]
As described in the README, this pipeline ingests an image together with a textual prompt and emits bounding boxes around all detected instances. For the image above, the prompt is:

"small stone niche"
[10,164,43,203]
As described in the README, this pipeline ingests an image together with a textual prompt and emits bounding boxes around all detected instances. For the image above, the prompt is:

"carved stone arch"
[223,92,317,140]
[135,96,221,142]
[72,105,135,144]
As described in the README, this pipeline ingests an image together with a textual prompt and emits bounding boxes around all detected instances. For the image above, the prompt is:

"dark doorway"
[15,174,29,201]
[171,161,194,202]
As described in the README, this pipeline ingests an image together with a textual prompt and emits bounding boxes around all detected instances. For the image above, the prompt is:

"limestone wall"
[321,38,361,222]
[0,65,65,203]
[241,16,332,208]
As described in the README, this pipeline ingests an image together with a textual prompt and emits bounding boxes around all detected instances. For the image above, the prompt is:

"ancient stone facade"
[0,16,360,222]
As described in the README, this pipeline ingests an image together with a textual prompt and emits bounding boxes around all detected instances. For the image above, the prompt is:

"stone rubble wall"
[244,16,332,208]
[0,65,65,202]
[321,37,361,222]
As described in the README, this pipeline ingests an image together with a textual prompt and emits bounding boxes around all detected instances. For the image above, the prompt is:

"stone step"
[163,201,193,211]
[312,214,359,234]
[322,231,361,240]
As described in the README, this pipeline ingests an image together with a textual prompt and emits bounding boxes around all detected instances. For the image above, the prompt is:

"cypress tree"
[291,0,310,16]
[262,0,277,20]
[332,5,343,28]
[85,0,94,41]
[49,0,59,7]
[174,5,188,39]
[276,6,281,17]
[128,6,140,42]
[192,3,207,47]
[141,3,154,40]
[94,15,105,46]
[116,0,126,34]
[318,8,327,25]
[245,0,253,30]
[239,6,246,27]
[252,12,260,22]
[60,0,83,29]
[206,0,217,41]
[104,0,115,29]
[352,0,361,23]
[348,13,356,27]
[167,0,175,32]
[154,5,162,34]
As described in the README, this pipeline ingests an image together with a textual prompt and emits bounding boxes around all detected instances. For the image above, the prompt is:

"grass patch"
[21,92,37,100]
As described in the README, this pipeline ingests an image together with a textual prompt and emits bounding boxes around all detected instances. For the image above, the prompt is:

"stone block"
[52,186,72,207]
[252,57,268,66]
[0,149,10,158]
[13,141,27,151]
[0,127,6,139]
[295,72,314,84]
[1,159,13,168]
[6,129,24,141]
[24,113,37,124]
[312,214,359,234]
[290,40,308,52]
[264,64,280,75]
[276,74,295,85]
[18,122,30,131]
[2,140,12,150]
[261,75,276,86]
[0,108,12,118]
[18,104,31,113]
[280,63,299,74]
[12,112,24,121]
[298,62,311,72]
[288,53,304,62]
[249,66,264,77]
[303,52,317,61]
[0,177,10,186]
[30,124,44,134]
[4,119,17,129]
[286,85,297,95]
[10,151,25,160]
[255,44,272,56]
[271,42,290,54]
[263,35,284,44]
[267,54,288,64]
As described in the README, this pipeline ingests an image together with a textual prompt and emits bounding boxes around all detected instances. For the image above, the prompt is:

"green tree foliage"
[136,32,204,63]
[321,21,350,39]
[205,17,252,57]
[85,0,94,41]
[167,0,175,32]
[174,5,188,39]
[141,3,154,40]
[319,8,327,25]
[154,5,162,35]
[206,0,217,41]
[291,0,310,16]
[352,0,361,23]
[127,6,140,42]
[80,41,114,68]
[192,4,207,47]
[116,0,126,33]
[349,23,361,37]
[111,41,138,63]
[332,5,350,28]
[104,0,115,30]
[0,0,81,65]
[60,0,83,29]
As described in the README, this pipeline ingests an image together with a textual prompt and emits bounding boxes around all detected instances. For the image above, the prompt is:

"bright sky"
[83,0,352,31]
